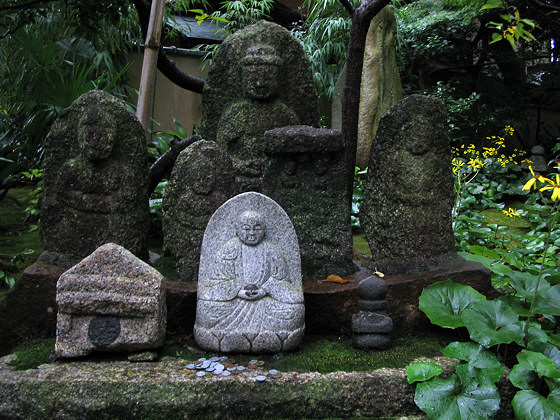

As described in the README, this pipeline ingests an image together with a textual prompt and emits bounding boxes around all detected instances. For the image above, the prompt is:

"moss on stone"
[8,338,54,370]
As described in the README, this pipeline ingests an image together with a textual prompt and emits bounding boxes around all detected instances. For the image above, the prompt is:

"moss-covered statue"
[200,21,318,192]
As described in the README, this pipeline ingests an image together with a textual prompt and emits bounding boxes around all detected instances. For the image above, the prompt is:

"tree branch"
[132,0,205,94]
[338,0,355,16]
[0,0,53,11]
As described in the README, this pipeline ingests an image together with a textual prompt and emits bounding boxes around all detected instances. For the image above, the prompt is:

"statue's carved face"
[243,63,279,101]
[236,212,266,246]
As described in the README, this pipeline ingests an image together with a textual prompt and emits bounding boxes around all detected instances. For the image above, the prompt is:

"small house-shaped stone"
[55,243,166,358]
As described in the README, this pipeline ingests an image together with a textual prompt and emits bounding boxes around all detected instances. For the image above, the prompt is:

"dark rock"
[40,91,150,260]
[352,333,391,350]
[357,275,388,300]
[352,311,393,334]
[162,140,235,280]
[263,126,355,279]
[357,299,387,312]
[362,95,455,275]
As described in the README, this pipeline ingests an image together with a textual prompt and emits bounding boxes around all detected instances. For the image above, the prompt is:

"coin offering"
[255,375,266,382]
[186,364,196,370]
[271,373,282,379]
[249,360,258,365]
[268,369,279,375]
[237,366,246,371]
[248,364,257,369]
[256,361,265,366]
[222,371,231,377]
[196,371,206,377]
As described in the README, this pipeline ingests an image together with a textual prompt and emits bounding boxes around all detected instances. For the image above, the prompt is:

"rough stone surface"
[200,21,319,192]
[357,299,387,312]
[162,140,235,280]
[194,192,304,353]
[40,91,150,260]
[352,333,391,350]
[0,261,62,355]
[357,275,388,300]
[55,243,166,357]
[0,356,515,419]
[362,95,457,275]
[263,125,355,278]
[351,311,393,334]
[356,5,403,169]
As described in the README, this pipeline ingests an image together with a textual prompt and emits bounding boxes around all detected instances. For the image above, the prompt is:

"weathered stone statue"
[194,192,304,353]
[263,126,356,278]
[200,21,318,192]
[162,140,235,280]
[55,243,166,358]
[41,91,149,259]
[362,95,459,274]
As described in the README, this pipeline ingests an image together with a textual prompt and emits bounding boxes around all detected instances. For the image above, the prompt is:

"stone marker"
[200,20,318,192]
[332,6,403,169]
[352,275,392,350]
[194,192,304,353]
[41,91,150,259]
[162,140,235,280]
[362,95,460,275]
[55,243,166,358]
[263,125,355,278]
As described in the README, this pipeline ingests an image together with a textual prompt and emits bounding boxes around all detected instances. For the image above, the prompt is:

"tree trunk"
[341,0,390,204]
[132,0,205,94]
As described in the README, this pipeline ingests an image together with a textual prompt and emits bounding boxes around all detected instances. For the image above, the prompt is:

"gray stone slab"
[351,311,393,334]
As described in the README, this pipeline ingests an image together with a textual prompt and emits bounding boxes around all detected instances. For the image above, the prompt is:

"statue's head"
[236,210,266,246]
[241,45,282,101]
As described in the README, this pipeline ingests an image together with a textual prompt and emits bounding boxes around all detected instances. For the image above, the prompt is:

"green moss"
[162,332,450,374]
[353,233,371,256]
[8,338,55,370]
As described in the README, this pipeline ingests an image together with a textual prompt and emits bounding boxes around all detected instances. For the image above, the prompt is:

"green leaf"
[534,285,560,316]
[481,0,504,10]
[513,389,560,420]
[414,364,500,419]
[517,351,560,380]
[419,279,486,329]
[442,342,503,383]
[462,300,524,347]
[509,364,538,390]
[406,362,443,384]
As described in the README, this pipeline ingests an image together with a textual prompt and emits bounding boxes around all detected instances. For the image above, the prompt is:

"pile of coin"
[185,356,283,381]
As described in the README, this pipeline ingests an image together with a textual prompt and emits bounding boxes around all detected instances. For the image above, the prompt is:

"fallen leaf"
[320,274,354,284]
[374,271,385,278]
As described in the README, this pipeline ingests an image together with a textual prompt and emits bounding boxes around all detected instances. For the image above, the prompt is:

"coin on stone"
[255,375,266,382]
[196,371,206,377]
[248,364,257,369]
[222,371,231,377]
[271,373,282,379]
[256,361,265,366]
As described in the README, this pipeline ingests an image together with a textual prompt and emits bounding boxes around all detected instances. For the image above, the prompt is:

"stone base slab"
[0,356,515,419]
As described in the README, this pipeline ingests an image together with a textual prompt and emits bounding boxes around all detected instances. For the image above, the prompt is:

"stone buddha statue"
[194,208,305,353]
[215,45,299,192]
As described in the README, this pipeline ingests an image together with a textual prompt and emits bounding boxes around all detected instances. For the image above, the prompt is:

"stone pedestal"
[263,126,355,279]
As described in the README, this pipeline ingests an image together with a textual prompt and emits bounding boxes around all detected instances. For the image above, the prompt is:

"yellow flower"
[502,208,521,217]
[522,166,547,191]
[540,174,560,201]
[504,125,515,136]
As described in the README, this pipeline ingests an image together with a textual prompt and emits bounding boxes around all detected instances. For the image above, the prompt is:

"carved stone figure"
[162,140,235,280]
[200,21,318,192]
[362,95,459,274]
[55,243,166,358]
[40,91,149,259]
[194,192,304,353]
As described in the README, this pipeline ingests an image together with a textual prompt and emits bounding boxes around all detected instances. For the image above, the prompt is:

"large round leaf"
[419,279,486,328]
[406,362,443,384]
[462,299,524,347]
[517,351,560,380]
[414,364,500,419]
[442,341,503,383]
[513,389,560,420]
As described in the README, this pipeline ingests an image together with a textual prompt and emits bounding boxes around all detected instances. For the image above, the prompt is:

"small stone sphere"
[531,145,545,155]
[358,276,388,300]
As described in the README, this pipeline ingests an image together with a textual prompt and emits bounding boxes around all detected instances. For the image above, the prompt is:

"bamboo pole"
[136,0,166,132]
